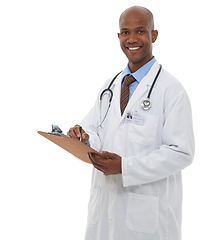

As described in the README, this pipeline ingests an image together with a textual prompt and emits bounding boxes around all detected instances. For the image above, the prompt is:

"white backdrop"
[0,0,201,239]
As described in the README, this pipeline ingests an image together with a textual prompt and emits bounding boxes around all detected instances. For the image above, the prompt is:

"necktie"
[120,75,136,115]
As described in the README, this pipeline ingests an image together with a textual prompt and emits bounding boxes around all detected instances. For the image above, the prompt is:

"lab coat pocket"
[126,193,159,233]
[128,114,159,145]
[87,187,101,225]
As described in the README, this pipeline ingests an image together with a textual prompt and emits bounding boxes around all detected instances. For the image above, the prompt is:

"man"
[68,6,194,240]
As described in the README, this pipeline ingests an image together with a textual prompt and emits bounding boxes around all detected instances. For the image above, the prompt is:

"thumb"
[99,151,115,159]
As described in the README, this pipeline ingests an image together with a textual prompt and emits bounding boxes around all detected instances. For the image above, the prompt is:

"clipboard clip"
[50,125,64,136]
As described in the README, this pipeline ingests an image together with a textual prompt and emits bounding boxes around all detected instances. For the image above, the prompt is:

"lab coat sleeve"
[122,91,195,187]
[80,95,102,152]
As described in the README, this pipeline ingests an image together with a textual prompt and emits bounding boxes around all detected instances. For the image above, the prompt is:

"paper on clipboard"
[38,131,102,164]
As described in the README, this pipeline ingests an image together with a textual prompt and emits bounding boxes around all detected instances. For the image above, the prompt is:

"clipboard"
[38,131,101,164]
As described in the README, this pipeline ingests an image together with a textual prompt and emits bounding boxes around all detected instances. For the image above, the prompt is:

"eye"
[121,31,129,35]
[138,30,145,34]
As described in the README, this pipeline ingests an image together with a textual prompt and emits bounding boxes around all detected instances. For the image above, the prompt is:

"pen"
[79,126,82,142]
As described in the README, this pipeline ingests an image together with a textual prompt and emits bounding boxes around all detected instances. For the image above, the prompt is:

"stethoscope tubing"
[99,64,162,125]
[100,65,162,103]
[100,71,122,102]
[147,64,162,99]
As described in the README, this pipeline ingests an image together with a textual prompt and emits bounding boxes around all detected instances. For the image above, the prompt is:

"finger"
[93,164,106,174]
[81,130,87,140]
[76,126,89,141]
[98,151,116,159]
[82,132,89,144]
[76,126,89,142]
[67,127,78,139]
[88,153,106,173]
[88,153,103,166]
[88,152,107,164]
[74,125,82,139]
[67,125,80,139]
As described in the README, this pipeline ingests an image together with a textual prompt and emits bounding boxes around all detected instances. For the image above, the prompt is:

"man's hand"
[67,125,89,144]
[88,151,122,176]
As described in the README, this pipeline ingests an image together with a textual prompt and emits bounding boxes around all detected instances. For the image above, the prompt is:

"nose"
[127,32,138,44]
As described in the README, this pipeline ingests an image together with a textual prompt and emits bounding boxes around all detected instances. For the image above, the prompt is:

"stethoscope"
[140,64,162,110]
[99,65,162,126]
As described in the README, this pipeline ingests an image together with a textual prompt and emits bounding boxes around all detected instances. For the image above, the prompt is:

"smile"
[127,47,141,51]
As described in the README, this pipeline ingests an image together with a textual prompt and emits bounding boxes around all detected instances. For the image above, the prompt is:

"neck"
[129,56,154,73]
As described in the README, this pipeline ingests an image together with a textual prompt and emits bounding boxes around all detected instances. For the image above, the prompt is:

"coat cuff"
[122,157,133,187]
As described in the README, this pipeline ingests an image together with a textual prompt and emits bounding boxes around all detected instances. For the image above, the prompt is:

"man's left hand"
[88,151,122,176]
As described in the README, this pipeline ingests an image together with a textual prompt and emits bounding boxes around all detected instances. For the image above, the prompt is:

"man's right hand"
[67,125,89,144]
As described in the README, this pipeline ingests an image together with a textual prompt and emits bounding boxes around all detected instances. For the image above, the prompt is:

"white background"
[0,0,201,239]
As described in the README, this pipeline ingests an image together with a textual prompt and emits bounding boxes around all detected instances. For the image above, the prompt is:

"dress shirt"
[121,57,156,100]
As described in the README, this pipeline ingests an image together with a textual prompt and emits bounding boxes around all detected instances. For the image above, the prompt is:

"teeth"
[128,47,140,50]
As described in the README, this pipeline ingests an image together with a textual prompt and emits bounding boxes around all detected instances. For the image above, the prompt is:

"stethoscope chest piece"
[141,99,151,111]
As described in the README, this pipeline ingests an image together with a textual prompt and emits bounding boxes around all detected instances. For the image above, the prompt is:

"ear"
[117,32,120,39]
[152,30,158,43]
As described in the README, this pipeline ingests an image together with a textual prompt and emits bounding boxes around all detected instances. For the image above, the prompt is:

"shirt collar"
[122,57,156,83]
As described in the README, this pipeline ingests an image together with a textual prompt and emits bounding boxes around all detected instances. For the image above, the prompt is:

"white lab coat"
[81,61,194,240]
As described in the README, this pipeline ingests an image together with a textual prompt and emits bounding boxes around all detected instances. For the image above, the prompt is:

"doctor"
[68,6,194,240]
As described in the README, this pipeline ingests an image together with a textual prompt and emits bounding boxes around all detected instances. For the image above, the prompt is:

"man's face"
[118,10,158,72]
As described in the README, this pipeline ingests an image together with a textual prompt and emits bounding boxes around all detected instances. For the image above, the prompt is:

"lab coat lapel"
[124,61,161,113]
